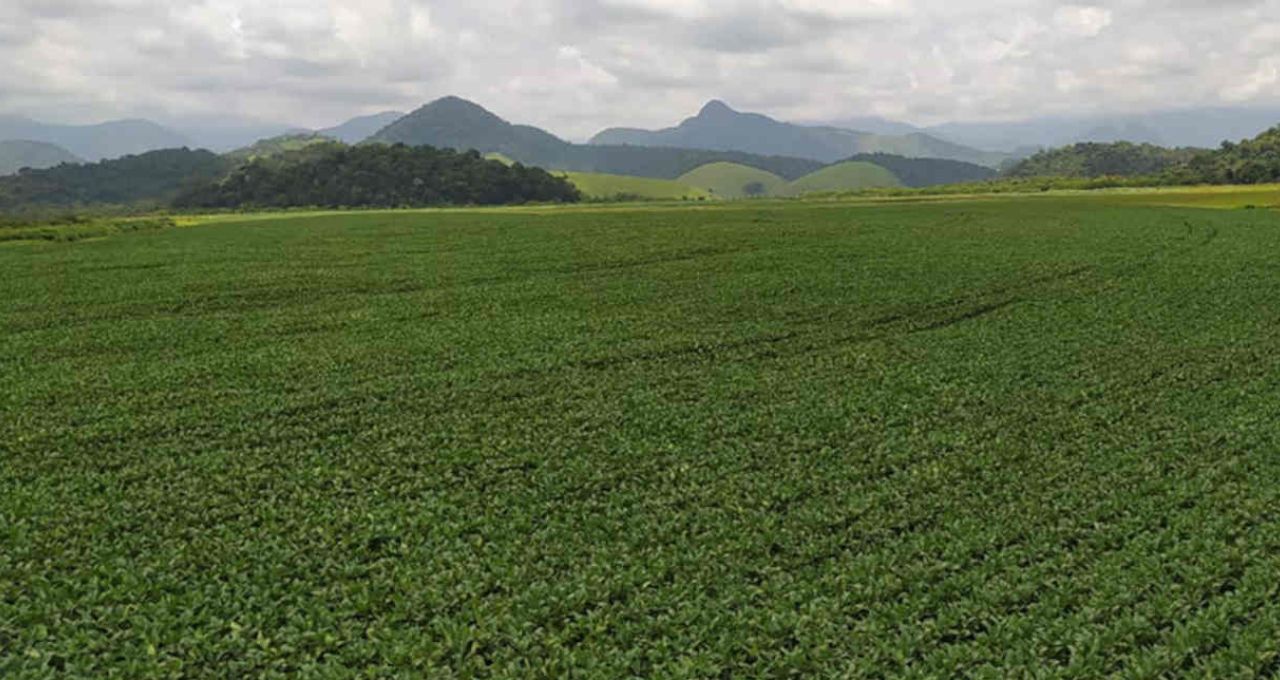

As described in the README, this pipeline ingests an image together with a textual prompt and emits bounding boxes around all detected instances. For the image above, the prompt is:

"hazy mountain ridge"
[0,116,191,162]
[925,108,1280,152]
[0,140,82,176]
[317,111,405,144]
[591,101,1011,168]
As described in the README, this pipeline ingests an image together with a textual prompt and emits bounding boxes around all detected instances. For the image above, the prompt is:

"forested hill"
[0,148,230,210]
[845,153,996,187]
[175,144,580,209]
[1170,125,1280,184]
[1002,125,1280,185]
[1005,142,1204,178]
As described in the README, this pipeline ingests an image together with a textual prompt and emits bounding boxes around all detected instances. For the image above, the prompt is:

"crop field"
[4,193,1280,677]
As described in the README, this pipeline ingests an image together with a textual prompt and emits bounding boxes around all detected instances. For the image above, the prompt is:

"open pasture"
[3,194,1280,677]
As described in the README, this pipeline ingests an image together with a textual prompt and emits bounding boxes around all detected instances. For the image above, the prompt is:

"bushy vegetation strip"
[3,197,1280,676]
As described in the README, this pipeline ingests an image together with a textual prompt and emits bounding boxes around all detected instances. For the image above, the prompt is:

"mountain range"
[366,96,832,180]
[0,116,191,162]
[591,100,1012,168]
[4,99,1277,190]
[817,108,1280,153]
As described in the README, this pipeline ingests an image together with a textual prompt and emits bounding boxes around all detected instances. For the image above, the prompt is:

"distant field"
[4,192,1280,676]
[560,171,712,201]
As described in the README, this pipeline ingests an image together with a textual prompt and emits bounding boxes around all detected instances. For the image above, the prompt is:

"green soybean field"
[3,194,1280,677]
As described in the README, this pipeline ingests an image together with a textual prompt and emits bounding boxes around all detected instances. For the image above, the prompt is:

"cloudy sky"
[2,0,1278,139]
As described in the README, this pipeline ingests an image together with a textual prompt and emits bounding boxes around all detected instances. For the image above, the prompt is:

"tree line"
[175,144,580,209]
[1004,126,1280,184]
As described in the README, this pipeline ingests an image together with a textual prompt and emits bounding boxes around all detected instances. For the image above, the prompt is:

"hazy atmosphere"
[4,0,1279,138]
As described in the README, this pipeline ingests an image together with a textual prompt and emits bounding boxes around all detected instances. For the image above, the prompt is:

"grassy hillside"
[5,195,1280,676]
[678,162,792,198]
[562,171,712,201]
[224,133,341,163]
[789,161,901,194]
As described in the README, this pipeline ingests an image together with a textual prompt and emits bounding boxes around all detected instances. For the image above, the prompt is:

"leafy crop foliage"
[176,144,580,209]
[0,148,230,210]
[4,197,1280,676]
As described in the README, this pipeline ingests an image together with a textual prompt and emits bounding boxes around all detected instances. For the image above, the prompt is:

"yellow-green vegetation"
[483,152,516,166]
[224,134,339,163]
[0,215,175,243]
[5,193,1280,676]
[561,171,712,201]
[789,161,902,195]
[677,162,792,199]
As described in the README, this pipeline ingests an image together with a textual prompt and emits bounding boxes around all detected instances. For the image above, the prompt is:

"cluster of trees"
[175,144,580,209]
[1166,126,1280,185]
[1005,126,1280,186]
[1005,142,1202,178]
[0,149,230,210]
[845,153,995,187]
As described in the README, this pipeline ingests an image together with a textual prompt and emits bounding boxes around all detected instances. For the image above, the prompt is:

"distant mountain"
[366,97,825,180]
[590,101,1010,168]
[318,111,404,144]
[370,97,571,164]
[0,116,190,162]
[175,122,301,153]
[929,108,1280,152]
[0,140,82,176]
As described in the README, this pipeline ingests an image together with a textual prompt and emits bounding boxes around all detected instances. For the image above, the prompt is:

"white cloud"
[1,0,1279,137]
[1053,5,1112,38]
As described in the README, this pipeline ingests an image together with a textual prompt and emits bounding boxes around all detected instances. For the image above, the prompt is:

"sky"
[2,0,1279,139]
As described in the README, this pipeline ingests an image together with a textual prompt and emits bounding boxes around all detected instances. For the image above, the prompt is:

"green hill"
[789,161,901,194]
[562,172,711,201]
[176,144,579,209]
[0,140,82,176]
[678,162,792,199]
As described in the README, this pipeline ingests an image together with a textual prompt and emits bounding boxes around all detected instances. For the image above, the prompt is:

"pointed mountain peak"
[417,96,503,121]
[698,100,737,118]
